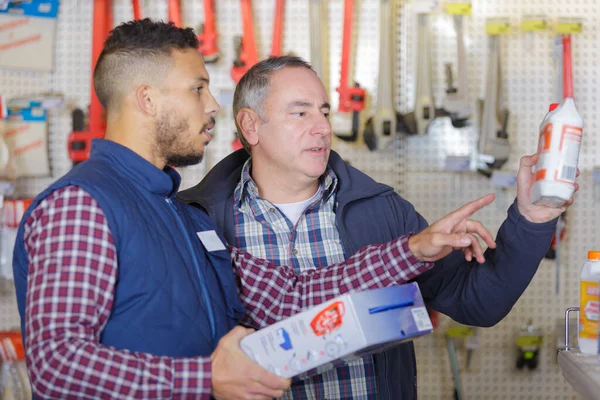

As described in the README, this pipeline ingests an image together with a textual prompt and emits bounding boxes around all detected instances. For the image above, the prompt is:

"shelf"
[557,349,600,400]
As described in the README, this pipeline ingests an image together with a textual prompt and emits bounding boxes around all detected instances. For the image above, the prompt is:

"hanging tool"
[477,35,510,172]
[465,327,479,370]
[170,0,220,63]
[197,0,219,63]
[131,0,141,20]
[363,0,396,151]
[231,0,259,83]
[270,0,285,57]
[334,0,365,142]
[397,13,436,135]
[309,0,328,89]
[168,0,182,27]
[442,15,471,128]
[515,320,542,370]
[447,337,464,400]
[67,0,113,165]
[546,35,575,294]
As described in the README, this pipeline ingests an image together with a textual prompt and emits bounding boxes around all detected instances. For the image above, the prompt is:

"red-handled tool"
[131,0,142,20]
[231,0,259,83]
[545,35,575,295]
[197,0,219,62]
[168,0,182,27]
[270,0,285,57]
[335,0,365,142]
[562,35,573,98]
[67,0,112,165]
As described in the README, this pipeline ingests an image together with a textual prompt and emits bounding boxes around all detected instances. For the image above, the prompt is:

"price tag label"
[521,18,548,32]
[447,325,474,338]
[486,22,511,35]
[517,335,543,348]
[445,3,472,15]
[555,20,583,34]
[486,18,511,35]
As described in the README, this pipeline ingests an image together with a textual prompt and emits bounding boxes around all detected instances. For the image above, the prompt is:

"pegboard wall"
[1,0,598,398]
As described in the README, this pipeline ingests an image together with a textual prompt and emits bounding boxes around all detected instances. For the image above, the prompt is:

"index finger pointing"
[446,194,496,224]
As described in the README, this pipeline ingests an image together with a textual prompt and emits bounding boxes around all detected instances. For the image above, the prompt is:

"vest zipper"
[165,197,216,345]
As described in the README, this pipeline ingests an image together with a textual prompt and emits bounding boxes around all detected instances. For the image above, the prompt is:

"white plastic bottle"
[530,97,583,208]
[579,251,600,354]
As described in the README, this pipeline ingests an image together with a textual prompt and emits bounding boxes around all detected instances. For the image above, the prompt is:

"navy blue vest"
[13,139,246,359]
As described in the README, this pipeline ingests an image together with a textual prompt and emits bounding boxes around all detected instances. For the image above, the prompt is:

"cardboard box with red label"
[240,283,433,378]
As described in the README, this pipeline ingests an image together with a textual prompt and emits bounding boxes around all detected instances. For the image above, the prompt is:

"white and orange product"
[240,283,433,378]
[579,251,600,354]
[4,105,50,178]
[530,97,583,208]
[0,0,59,71]
[531,34,583,208]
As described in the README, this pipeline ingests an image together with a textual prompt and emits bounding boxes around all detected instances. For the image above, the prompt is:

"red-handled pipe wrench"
[131,0,142,20]
[270,0,285,57]
[168,0,182,27]
[231,0,259,83]
[197,0,220,63]
[335,0,365,142]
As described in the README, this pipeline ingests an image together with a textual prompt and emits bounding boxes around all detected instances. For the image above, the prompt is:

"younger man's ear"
[135,85,158,117]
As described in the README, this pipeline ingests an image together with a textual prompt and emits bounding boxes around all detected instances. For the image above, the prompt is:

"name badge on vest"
[197,230,226,252]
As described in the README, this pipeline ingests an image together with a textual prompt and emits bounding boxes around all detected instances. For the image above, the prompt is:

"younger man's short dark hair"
[94,19,199,111]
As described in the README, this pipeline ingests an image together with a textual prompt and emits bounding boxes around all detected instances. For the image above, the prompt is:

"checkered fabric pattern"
[23,185,430,399]
[231,160,421,399]
[23,186,211,399]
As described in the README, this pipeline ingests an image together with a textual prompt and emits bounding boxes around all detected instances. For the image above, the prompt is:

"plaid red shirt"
[22,186,430,399]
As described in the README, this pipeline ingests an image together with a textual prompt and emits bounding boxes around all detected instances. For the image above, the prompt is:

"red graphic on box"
[310,301,345,336]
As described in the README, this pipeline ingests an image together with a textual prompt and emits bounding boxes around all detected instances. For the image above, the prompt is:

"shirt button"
[293,248,299,255]
[269,207,275,213]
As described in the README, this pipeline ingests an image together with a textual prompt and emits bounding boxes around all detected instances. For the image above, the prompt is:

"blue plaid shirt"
[233,159,378,400]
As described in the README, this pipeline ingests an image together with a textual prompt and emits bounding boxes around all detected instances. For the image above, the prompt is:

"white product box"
[241,283,433,378]
[0,0,59,72]
[5,105,50,178]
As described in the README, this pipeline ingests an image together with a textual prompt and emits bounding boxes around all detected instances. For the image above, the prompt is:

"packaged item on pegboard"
[0,0,60,72]
[4,103,50,178]
[0,198,32,281]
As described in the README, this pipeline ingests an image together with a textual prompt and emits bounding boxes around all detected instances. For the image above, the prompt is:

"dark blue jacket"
[13,140,246,398]
[178,149,556,400]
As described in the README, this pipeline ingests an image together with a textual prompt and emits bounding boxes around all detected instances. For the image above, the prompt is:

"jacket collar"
[90,139,181,197]
[177,149,393,208]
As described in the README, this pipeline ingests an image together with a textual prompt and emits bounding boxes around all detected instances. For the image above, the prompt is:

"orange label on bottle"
[580,280,600,340]
[538,123,553,153]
